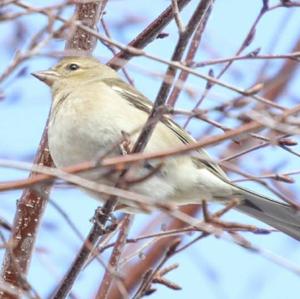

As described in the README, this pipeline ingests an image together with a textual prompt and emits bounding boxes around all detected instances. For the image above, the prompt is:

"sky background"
[1,1,300,298]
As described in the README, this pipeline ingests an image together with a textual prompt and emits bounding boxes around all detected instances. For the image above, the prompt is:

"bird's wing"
[102,78,228,178]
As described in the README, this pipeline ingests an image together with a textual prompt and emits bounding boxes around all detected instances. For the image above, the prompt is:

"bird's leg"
[120,130,132,155]
[201,199,211,223]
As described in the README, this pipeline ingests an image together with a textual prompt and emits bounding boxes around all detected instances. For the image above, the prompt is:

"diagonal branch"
[0,122,53,298]
[167,1,214,106]
[108,0,191,69]
[95,215,133,299]
[132,0,214,153]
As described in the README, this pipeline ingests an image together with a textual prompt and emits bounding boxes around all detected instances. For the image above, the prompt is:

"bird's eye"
[67,64,80,71]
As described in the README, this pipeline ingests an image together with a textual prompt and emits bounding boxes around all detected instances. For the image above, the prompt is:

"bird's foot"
[91,207,118,234]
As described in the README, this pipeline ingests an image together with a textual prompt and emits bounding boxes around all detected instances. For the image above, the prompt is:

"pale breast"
[48,85,121,168]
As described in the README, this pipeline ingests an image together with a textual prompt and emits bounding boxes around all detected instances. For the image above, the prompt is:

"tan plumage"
[33,56,300,241]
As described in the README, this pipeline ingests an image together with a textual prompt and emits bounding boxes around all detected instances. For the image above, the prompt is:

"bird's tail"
[234,187,300,241]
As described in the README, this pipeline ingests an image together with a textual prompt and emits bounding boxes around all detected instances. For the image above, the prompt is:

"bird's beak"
[31,69,59,86]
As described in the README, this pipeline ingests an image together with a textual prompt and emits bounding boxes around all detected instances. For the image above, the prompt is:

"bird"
[32,56,300,241]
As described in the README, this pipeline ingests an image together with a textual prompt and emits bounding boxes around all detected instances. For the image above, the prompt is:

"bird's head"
[32,56,118,88]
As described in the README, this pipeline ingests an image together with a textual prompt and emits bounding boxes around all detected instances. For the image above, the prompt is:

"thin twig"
[95,215,133,299]
[167,0,214,106]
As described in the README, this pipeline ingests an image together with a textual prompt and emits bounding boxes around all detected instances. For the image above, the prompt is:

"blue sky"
[1,1,300,298]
